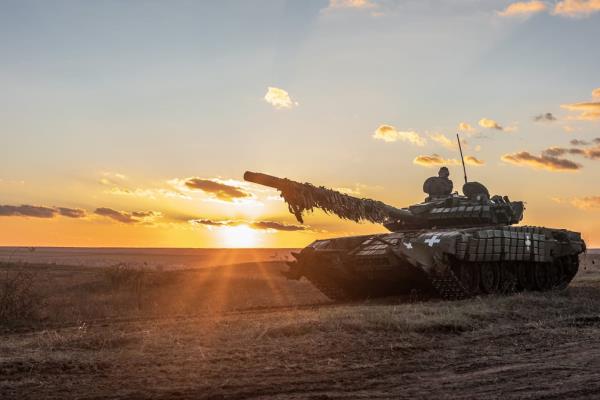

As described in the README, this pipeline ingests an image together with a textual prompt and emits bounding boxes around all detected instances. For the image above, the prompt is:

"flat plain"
[1,252,600,399]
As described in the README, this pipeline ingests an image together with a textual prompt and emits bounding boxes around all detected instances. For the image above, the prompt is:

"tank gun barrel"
[244,171,412,224]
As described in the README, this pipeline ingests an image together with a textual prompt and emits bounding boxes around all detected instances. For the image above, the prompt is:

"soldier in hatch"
[423,166,453,199]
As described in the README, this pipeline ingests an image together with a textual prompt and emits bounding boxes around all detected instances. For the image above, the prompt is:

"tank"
[244,171,586,301]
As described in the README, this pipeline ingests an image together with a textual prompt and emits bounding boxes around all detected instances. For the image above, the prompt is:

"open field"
[1,253,600,399]
[0,247,297,269]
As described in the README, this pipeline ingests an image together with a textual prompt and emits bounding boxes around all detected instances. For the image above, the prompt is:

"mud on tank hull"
[285,226,585,301]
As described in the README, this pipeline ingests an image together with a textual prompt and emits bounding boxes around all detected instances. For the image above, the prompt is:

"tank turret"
[243,171,524,231]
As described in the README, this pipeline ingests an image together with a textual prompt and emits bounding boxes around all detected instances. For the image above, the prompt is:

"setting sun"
[219,225,260,248]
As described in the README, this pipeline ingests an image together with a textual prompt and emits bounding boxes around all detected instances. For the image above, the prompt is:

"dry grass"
[0,260,327,331]
[0,266,43,322]
[1,253,600,399]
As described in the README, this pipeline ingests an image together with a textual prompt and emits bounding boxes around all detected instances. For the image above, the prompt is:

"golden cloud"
[553,0,600,17]
[190,219,307,232]
[372,125,426,146]
[184,178,252,201]
[107,187,190,200]
[458,122,474,132]
[264,87,297,109]
[498,1,547,17]
[478,118,503,130]
[465,156,485,166]
[501,151,581,171]
[414,154,485,168]
[413,154,459,167]
[429,133,456,150]
[570,196,600,209]
[593,88,600,98]
[561,102,600,120]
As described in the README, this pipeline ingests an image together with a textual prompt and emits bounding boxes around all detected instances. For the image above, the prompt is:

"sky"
[1,0,600,248]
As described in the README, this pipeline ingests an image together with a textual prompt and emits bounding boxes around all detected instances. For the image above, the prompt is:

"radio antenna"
[457,133,468,184]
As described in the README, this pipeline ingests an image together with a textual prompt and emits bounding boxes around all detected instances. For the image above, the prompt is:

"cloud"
[95,208,160,224]
[593,88,600,98]
[501,151,581,171]
[131,211,160,218]
[190,219,307,232]
[542,141,600,160]
[184,178,251,201]
[413,154,459,167]
[478,118,503,130]
[465,156,485,166]
[0,205,57,218]
[250,221,306,231]
[413,154,485,168]
[372,125,426,146]
[326,0,376,9]
[561,102,600,120]
[57,207,87,218]
[458,122,475,133]
[570,139,588,146]
[570,138,600,146]
[0,205,87,219]
[107,186,190,200]
[498,1,547,17]
[541,146,584,157]
[264,87,297,109]
[570,196,600,209]
[429,133,456,150]
[99,172,128,186]
[553,0,600,17]
[332,183,375,197]
[533,112,557,122]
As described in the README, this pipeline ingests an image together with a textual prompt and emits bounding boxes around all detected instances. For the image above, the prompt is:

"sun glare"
[219,225,260,248]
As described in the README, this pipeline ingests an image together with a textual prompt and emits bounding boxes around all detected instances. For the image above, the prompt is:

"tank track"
[288,251,580,302]
[430,255,579,301]
[429,269,470,300]
[304,273,352,301]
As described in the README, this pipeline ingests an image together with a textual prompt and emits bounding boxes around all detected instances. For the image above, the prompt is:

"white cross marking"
[424,235,441,247]
[403,242,413,249]
[525,234,531,251]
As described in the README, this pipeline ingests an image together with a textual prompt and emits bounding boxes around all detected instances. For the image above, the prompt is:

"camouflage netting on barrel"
[276,180,391,224]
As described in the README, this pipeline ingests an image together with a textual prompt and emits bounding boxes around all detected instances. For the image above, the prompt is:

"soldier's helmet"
[438,166,450,178]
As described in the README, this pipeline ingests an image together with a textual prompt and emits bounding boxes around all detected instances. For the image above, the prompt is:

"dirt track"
[2,254,600,399]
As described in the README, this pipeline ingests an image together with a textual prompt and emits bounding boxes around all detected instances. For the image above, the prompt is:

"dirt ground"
[1,254,600,399]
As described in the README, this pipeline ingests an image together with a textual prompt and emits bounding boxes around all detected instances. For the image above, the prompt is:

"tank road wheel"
[303,270,353,302]
[532,263,552,291]
[479,262,500,295]
[499,264,518,294]
[516,262,534,292]
[453,262,480,296]
[548,259,563,289]
[546,262,560,290]
[551,258,564,289]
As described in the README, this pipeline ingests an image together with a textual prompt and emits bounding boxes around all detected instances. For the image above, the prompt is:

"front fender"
[391,231,464,274]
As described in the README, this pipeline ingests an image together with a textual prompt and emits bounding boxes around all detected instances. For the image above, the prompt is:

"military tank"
[243,167,585,301]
